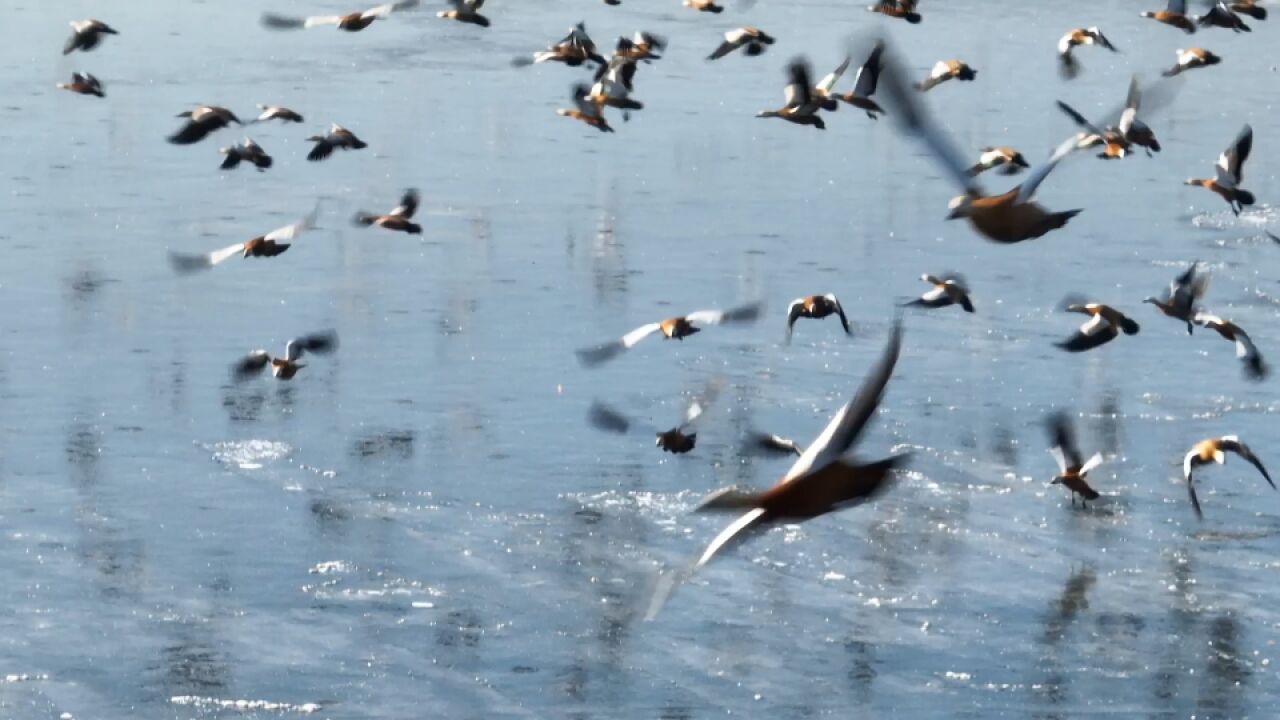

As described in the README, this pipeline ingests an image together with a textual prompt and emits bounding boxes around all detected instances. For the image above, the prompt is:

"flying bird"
[915,60,977,92]
[683,0,724,11]
[514,23,606,67]
[707,27,775,61]
[756,58,828,130]
[867,0,922,23]
[1144,261,1208,334]
[353,189,422,234]
[233,331,339,381]
[168,106,243,145]
[1193,312,1268,379]
[588,380,721,454]
[1163,47,1222,76]
[1141,0,1198,33]
[557,83,614,133]
[786,294,852,342]
[253,105,305,124]
[904,274,975,312]
[437,0,489,26]
[1046,412,1104,508]
[219,138,273,171]
[1183,436,1273,517]
[64,20,118,54]
[1228,0,1268,19]
[1185,124,1254,215]
[836,41,886,118]
[968,147,1029,176]
[1198,1,1252,30]
[56,72,104,98]
[1056,301,1140,352]
[168,205,320,274]
[262,1,421,31]
[306,124,367,161]
[1058,27,1119,79]
[575,302,763,366]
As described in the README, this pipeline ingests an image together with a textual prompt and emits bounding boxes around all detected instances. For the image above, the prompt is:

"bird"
[915,60,977,92]
[219,138,273,171]
[253,105,305,124]
[1058,101,1131,160]
[1162,47,1222,76]
[232,331,339,382]
[168,106,243,145]
[306,124,368,162]
[786,294,852,342]
[756,58,828,130]
[55,72,104,98]
[904,274,975,312]
[811,57,851,112]
[1117,77,1162,155]
[1058,27,1119,79]
[867,0,922,23]
[1141,0,1198,33]
[514,23,606,67]
[968,147,1030,176]
[557,83,614,133]
[589,57,644,113]
[575,302,763,367]
[1056,301,1140,352]
[1193,312,1268,379]
[261,1,421,31]
[63,20,118,55]
[1046,412,1104,508]
[707,27,775,61]
[873,41,1082,243]
[644,318,907,620]
[836,41,886,119]
[1198,1,1252,30]
[353,189,422,234]
[743,433,804,457]
[168,205,320,274]
[1183,436,1274,518]
[588,380,721,455]
[1229,0,1268,19]
[437,0,489,26]
[1144,261,1208,334]
[1185,124,1254,215]
[613,32,666,63]
[683,0,725,12]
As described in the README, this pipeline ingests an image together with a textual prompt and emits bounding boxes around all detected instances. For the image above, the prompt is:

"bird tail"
[254,155,274,169]
[1234,189,1256,207]
[960,297,975,313]
[707,4,724,12]
[1049,209,1084,229]
[351,138,368,149]
[957,67,977,81]
[404,222,423,235]
[1120,317,1140,335]
[1161,65,1182,77]
[220,153,241,170]
[905,12,922,23]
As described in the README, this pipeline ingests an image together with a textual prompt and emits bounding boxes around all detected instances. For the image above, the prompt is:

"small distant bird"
[756,58,828,130]
[64,20,118,55]
[1183,436,1274,518]
[1141,0,1198,33]
[786,294,851,342]
[1144,261,1208,334]
[1056,301,1140,352]
[261,1,421,31]
[743,432,804,457]
[1162,47,1222,76]
[306,124,367,162]
[1058,27,1119,79]
[1193,312,1268,379]
[1046,412,1104,508]
[867,0,922,23]
[644,319,907,620]
[968,147,1029,176]
[353,189,422,234]
[168,106,243,145]
[1229,0,1268,19]
[836,41,886,119]
[707,27,775,61]
[683,0,725,13]
[1198,1,1252,30]
[588,380,721,455]
[1185,124,1254,215]
[233,331,339,382]
[575,302,763,366]
[254,105,304,124]
[915,60,977,92]
[437,0,489,27]
[514,23,606,67]
[613,32,666,63]
[557,83,613,133]
[219,138,273,171]
[56,72,104,98]
[904,274,975,312]
[168,205,320,274]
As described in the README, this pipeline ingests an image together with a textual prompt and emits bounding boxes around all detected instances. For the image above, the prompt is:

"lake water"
[3,0,1279,718]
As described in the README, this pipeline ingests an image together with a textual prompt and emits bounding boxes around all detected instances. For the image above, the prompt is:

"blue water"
[2,0,1279,717]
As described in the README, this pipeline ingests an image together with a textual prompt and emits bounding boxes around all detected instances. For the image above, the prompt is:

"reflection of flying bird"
[261,1,421,31]
[575,302,763,366]
[233,331,339,382]
[1183,436,1273,518]
[169,205,320,274]
[1046,412,1104,508]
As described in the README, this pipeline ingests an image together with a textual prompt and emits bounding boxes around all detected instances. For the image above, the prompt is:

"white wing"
[724,28,749,43]
[208,243,246,266]
[1014,133,1081,206]
[815,57,851,94]
[921,286,947,302]
[303,15,345,27]
[1183,448,1197,482]
[684,310,726,326]
[696,508,768,569]
[928,61,950,80]
[264,204,320,242]
[620,322,663,348]
[782,400,852,483]
[1049,446,1069,475]
[1056,33,1074,55]
[1080,452,1104,475]
[1080,313,1108,336]
[1234,334,1256,360]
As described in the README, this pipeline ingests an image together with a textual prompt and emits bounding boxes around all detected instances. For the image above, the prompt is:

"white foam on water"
[170,696,320,713]
[203,440,292,470]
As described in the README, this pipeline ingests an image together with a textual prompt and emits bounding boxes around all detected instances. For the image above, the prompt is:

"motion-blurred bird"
[514,23,606,67]
[1058,27,1119,79]
[1046,412,1104,508]
[169,205,319,274]
[1056,301,1140,352]
[1194,312,1268,379]
[557,83,614,133]
[1141,0,1197,33]
[306,124,367,161]
[588,380,722,454]
[867,0,922,23]
[1183,436,1274,517]
[1185,124,1254,215]
[254,105,305,124]
[915,59,977,92]
[233,331,339,381]
[169,106,243,145]
[262,1,420,31]
[836,41,886,118]
[1144,261,1208,334]
[353,189,422,234]
[1198,1,1252,30]
[1162,47,1222,76]
[64,20,118,55]
[219,138,273,171]
[575,302,763,366]
[786,294,852,342]
[968,147,1029,176]
[756,58,829,129]
[437,0,489,27]
[904,274,975,312]
[707,27,775,60]
[56,72,104,98]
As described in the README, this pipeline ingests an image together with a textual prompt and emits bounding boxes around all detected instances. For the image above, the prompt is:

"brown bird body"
[1047,412,1104,508]
[1142,0,1198,32]
[867,0,922,23]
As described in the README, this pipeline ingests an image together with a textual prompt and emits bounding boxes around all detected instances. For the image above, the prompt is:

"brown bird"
[169,205,319,274]
[968,147,1029,176]
[707,27,775,61]
[1047,412,1104,508]
[644,318,907,620]
[836,41,886,119]
[867,0,922,23]
[254,105,305,124]
[353,189,422,234]
[1185,124,1254,215]
[1058,27,1119,79]
[306,124,367,161]
[589,57,643,113]
[1193,312,1268,380]
[219,138,273,171]
[1141,0,1198,33]
[684,0,724,11]
[168,106,243,145]
[56,72,104,98]
[1056,300,1140,352]
[514,23,606,67]
[613,31,666,63]
[233,331,339,382]
[437,0,488,26]
[756,58,828,130]
[588,380,721,455]
[1184,436,1274,518]
[915,59,976,92]
[575,302,763,366]
[1229,0,1268,19]
[1059,102,1131,160]
[261,1,421,31]
[557,83,614,133]
[786,294,852,342]
[904,274,975,312]
[64,20,118,54]
[1198,1,1252,30]
[1144,261,1209,334]
[1162,47,1222,76]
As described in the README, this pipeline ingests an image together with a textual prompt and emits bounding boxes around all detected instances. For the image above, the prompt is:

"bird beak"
[945,208,963,221]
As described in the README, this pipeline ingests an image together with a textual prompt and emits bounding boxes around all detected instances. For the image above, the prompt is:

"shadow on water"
[1032,564,1096,713]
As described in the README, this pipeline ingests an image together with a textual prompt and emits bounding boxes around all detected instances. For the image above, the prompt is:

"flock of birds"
[52,0,1278,617]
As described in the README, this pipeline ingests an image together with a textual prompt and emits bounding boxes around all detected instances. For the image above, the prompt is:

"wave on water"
[202,440,292,470]
[169,696,320,714]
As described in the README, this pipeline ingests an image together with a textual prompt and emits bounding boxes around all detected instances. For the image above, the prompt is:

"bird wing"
[827,294,852,334]
[782,317,902,484]
[1080,312,1109,336]
[1049,446,1070,476]
[1056,325,1118,352]
[264,204,320,242]
[1169,0,1187,14]
[1080,452,1105,475]
[1014,132,1080,206]
[748,433,804,457]
[816,56,851,95]
[389,189,420,218]
[687,301,763,327]
[621,322,663,347]
[1047,412,1083,471]
[695,508,769,569]
[232,350,272,381]
[851,41,884,98]
[287,331,339,361]
[783,59,816,109]
[1214,124,1252,187]
[1222,439,1275,489]
[1118,77,1141,135]
[302,15,345,27]
[169,243,242,274]
[785,299,805,339]
[920,285,948,303]
[364,0,420,18]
